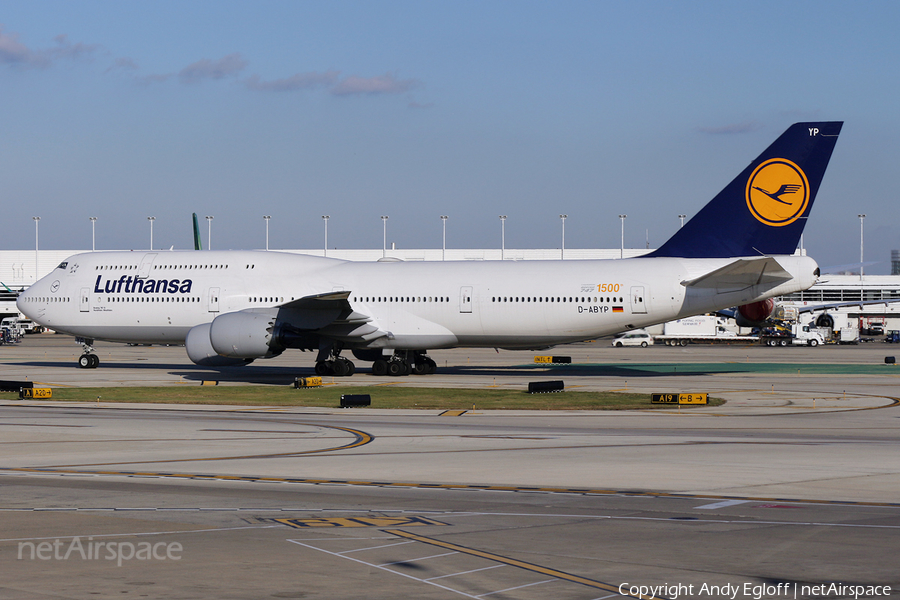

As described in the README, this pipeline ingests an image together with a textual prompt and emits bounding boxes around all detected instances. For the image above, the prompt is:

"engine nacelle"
[185,323,251,367]
[209,311,284,359]
[735,298,776,328]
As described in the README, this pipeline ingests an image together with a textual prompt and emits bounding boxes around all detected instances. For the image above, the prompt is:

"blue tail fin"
[649,122,842,258]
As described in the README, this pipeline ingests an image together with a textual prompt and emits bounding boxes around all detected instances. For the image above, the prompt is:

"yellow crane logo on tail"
[745,158,809,227]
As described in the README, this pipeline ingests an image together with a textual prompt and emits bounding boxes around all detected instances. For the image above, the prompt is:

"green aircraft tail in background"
[192,213,202,250]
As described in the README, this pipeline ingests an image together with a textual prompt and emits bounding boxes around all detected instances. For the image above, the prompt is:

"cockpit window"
[56,262,68,270]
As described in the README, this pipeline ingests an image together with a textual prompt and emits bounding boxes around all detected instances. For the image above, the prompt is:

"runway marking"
[384,529,662,599]
[694,499,750,510]
[440,410,468,416]
[4,466,900,507]
[274,516,448,528]
[29,423,374,468]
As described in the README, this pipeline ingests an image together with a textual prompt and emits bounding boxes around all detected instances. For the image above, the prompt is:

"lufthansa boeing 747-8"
[19,122,842,376]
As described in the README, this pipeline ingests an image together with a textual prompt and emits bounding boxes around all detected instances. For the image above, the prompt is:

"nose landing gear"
[76,338,99,369]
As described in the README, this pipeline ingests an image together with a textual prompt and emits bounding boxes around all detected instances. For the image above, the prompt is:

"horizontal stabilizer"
[682,257,793,291]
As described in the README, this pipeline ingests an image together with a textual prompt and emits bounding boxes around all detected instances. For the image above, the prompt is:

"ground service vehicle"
[656,315,744,346]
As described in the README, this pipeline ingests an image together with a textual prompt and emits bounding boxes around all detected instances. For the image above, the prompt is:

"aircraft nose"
[16,289,30,316]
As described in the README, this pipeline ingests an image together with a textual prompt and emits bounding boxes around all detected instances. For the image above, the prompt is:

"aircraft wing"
[277,292,389,342]
[792,299,900,314]
[681,257,793,292]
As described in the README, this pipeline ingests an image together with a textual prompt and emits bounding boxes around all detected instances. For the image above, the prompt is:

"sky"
[1,1,899,273]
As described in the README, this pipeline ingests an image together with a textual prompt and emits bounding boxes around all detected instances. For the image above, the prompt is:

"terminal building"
[3,247,900,331]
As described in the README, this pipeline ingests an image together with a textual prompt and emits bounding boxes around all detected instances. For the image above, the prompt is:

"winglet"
[650,122,842,258]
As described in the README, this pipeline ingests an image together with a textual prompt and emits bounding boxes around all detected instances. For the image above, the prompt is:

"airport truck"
[656,316,753,346]
[760,324,825,347]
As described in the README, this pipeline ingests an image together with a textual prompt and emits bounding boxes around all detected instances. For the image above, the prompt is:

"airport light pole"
[499,216,507,260]
[678,214,686,228]
[206,216,214,251]
[322,215,329,257]
[263,215,271,251]
[89,217,97,251]
[147,216,155,251]
[32,216,40,282]
[381,216,388,258]
[560,214,567,260]
[859,213,866,280]
[619,214,627,259]
[440,215,448,261]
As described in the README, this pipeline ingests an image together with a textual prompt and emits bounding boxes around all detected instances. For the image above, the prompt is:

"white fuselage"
[18,250,819,351]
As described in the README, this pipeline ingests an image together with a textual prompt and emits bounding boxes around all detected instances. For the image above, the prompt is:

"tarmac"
[1,334,898,599]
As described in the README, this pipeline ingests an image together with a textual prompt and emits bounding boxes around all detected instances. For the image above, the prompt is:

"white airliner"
[18,122,842,376]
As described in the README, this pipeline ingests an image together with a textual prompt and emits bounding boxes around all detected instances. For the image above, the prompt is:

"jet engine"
[735,298,776,328]
[185,323,252,367]
[209,311,285,359]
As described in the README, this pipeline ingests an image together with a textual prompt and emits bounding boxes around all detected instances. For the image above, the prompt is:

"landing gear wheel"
[387,361,405,376]
[412,362,430,375]
[88,354,99,368]
[372,359,388,376]
[78,354,92,369]
[425,358,437,374]
[315,361,332,376]
[345,360,356,376]
[331,360,348,377]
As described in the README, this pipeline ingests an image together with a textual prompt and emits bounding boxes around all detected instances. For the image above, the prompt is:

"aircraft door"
[80,288,90,313]
[138,253,157,279]
[459,286,473,313]
[208,287,220,313]
[630,286,647,314]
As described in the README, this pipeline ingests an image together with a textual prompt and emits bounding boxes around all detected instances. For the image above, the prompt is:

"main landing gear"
[314,345,356,377]
[76,338,100,369]
[371,350,436,377]
[314,346,437,377]
[315,356,356,377]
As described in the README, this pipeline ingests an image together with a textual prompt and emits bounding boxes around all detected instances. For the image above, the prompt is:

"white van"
[612,330,653,347]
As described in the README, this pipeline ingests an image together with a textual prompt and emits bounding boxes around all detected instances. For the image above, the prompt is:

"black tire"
[372,359,388,376]
[89,354,100,368]
[615,342,623,347]
[808,339,818,347]
[640,341,648,348]
[387,361,404,376]
[412,362,429,375]
[426,358,437,374]
[78,354,91,369]
[315,361,331,376]
[345,360,356,376]
[331,360,348,377]
[779,339,788,347]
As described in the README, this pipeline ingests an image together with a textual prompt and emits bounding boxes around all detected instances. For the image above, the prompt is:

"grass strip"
[1,385,723,410]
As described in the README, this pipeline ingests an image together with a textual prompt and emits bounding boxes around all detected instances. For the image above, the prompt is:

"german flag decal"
[612,306,624,313]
